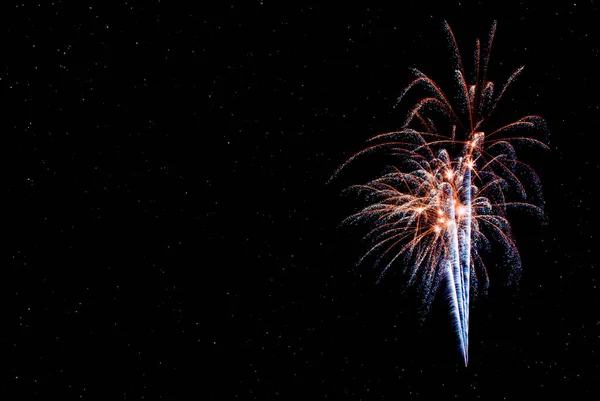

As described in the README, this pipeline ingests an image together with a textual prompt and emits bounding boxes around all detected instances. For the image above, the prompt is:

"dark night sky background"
[3,0,599,399]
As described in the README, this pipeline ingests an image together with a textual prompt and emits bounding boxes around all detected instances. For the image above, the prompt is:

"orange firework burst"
[332,21,548,365]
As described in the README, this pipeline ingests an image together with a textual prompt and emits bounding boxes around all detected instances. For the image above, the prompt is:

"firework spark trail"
[460,162,472,364]
[332,21,547,365]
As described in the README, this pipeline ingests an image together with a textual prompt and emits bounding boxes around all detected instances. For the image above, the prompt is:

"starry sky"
[4,0,600,399]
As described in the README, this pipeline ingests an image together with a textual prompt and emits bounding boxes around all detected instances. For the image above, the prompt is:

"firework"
[333,21,547,365]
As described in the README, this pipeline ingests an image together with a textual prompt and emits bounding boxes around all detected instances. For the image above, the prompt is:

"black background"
[4,0,599,399]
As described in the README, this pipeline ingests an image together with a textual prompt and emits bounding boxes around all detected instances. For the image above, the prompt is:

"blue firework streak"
[332,21,547,365]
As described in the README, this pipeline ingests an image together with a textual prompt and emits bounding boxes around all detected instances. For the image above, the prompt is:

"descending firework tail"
[331,21,548,366]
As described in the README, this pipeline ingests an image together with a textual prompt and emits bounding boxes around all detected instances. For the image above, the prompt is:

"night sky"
[4,0,600,399]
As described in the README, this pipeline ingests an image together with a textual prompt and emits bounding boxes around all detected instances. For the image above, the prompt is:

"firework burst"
[332,21,548,365]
